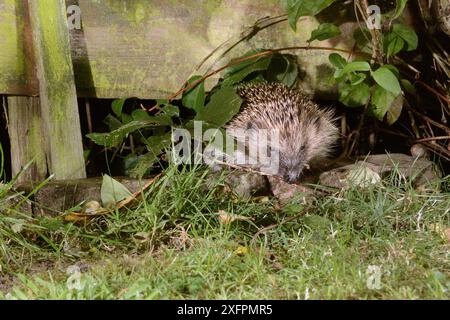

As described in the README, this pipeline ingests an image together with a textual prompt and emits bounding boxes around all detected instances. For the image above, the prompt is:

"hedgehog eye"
[300,145,306,151]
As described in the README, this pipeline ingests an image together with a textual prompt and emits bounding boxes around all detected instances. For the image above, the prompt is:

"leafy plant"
[87,52,299,177]
[284,0,418,124]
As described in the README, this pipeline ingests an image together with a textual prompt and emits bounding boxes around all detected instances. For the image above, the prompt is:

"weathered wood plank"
[7,96,48,182]
[0,0,38,95]
[0,0,358,99]
[28,0,86,179]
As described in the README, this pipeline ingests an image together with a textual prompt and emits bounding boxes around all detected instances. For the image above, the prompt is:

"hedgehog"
[222,82,339,183]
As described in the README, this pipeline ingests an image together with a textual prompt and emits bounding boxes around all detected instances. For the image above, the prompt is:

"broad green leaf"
[182,75,206,112]
[372,66,401,95]
[391,24,418,51]
[101,175,132,208]
[87,119,170,148]
[266,54,298,87]
[391,0,408,20]
[112,98,127,118]
[159,104,180,118]
[371,85,403,123]
[383,64,400,79]
[223,50,272,86]
[336,61,371,79]
[195,86,242,127]
[339,82,371,107]
[132,109,151,121]
[350,73,366,86]
[283,0,337,31]
[308,23,341,42]
[130,133,172,177]
[103,114,122,131]
[328,53,347,69]
[386,35,404,57]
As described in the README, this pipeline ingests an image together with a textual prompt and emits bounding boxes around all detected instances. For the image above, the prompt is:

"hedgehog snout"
[279,158,306,183]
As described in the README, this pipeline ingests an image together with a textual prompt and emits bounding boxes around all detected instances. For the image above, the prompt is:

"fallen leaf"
[234,246,248,256]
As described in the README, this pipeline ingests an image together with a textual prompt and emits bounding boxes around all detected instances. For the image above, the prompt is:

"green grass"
[0,163,449,299]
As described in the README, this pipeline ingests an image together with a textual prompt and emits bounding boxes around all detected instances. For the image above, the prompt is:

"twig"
[168,46,367,102]
[419,141,450,162]
[415,136,450,142]
[405,104,450,134]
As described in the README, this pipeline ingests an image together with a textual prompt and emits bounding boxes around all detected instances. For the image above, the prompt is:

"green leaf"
[103,114,122,131]
[182,75,206,112]
[129,133,172,177]
[400,79,416,94]
[112,98,127,118]
[353,27,373,54]
[159,104,180,118]
[383,64,400,79]
[131,109,151,121]
[372,66,401,95]
[385,35,404,57]
[350,73,366,86]
[195,86,242,127]
[339,82,371,107]
[283,0,337,31]
[101,175,132,208]
[308,23,341,42]
[328,53,347,69]
[266,54,298,87]
[336,61,371,79]
[371,85,403,123]
[87,119,170,148]
[223,50,272,86]
[391,24,418,51]
[391,0,408,20]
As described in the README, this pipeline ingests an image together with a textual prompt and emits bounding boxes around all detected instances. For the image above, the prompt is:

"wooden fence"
[0,0,354,181]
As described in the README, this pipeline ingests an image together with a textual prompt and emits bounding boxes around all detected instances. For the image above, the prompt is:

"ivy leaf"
[222,50,272,86]
[195,86,242,127]
[103,114,122,131]
[131,109,151,121]
[182,75,206,113]
[308,23,341,42]
[87,119,170,148]
[159,104,180,118]
[371,85,403,123]
[339,82,371,107]
[283,0,336,31]
[112,98,127,118]
[266,54,298,87]
[328,53,347,69]
[129,133,172,178]
[372,66,401,95]
[101,175,132,208]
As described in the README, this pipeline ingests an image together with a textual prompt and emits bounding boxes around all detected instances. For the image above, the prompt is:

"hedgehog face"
[278,142,308,183]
